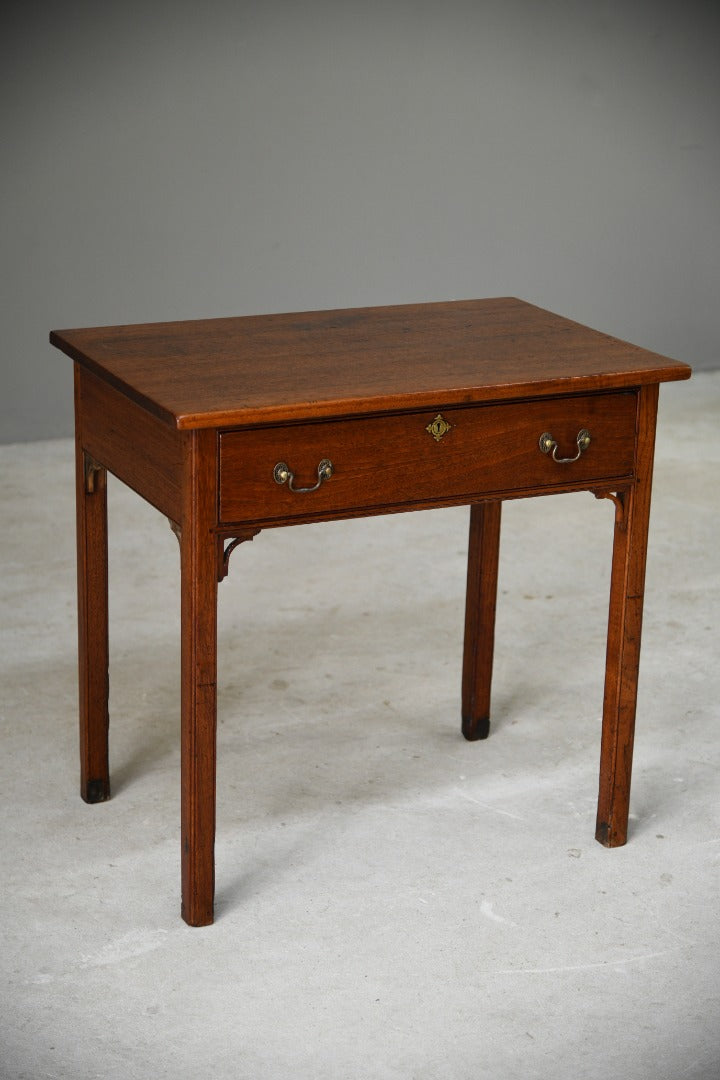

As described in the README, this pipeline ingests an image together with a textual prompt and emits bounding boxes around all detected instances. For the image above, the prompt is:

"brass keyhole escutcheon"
[426,414,452,442]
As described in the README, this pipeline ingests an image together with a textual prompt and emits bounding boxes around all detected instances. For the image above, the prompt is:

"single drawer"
[219,391,637,525]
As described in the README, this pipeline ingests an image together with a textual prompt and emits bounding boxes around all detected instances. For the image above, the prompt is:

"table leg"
[462,501,502,740]
[180,431,218,926]
[76,444,110,803]
[596,384,659,847]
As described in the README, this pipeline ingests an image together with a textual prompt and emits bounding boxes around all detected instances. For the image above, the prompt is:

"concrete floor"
[1,372,718,1080]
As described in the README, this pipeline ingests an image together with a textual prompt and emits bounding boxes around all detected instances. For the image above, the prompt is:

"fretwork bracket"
[592,488,629,531]
[217,530,261,582]
[84,454,103,495]
[167,519,261,581]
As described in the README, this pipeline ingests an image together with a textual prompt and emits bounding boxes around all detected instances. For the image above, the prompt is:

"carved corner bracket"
[84,454,104,494]
[166,520,261,581]
[592,488,628,530]
[218,530,261,581]
[168,518,182,545]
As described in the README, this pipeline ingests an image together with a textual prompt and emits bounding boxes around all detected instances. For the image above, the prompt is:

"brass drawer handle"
[539,428,591,463]
[273,458,334,493]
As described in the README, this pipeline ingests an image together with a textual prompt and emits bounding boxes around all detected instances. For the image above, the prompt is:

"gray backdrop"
[2,0,718,444]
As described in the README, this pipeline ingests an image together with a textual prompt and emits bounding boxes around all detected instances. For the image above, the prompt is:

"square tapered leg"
[462,501,502,741]
[596,385,659,847]
[75,438,110,805]
[180,430,219,926]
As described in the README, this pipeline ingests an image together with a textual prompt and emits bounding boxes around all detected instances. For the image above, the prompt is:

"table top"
[51,297,691,430]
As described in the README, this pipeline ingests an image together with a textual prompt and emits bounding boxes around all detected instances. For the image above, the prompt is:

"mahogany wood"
[51,298,690,431]
[596,384,659,846]
[74,369,110,802]
[76,366,182,521]
[52,298,692,926]
[180,430,218,927]
[462,502,502,740]
[219,392,637,526]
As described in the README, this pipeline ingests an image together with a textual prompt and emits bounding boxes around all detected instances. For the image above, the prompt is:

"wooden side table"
[50,298,691,925]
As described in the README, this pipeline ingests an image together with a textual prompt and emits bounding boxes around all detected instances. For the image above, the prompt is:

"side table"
[50,298,691,925]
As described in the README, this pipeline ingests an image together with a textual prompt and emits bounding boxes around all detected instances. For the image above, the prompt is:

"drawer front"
[219,392,637,525]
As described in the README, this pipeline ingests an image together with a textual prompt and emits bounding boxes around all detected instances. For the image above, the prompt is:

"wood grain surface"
[51,298,690,429]
[218,390,638,525]
[59,297,691,925]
